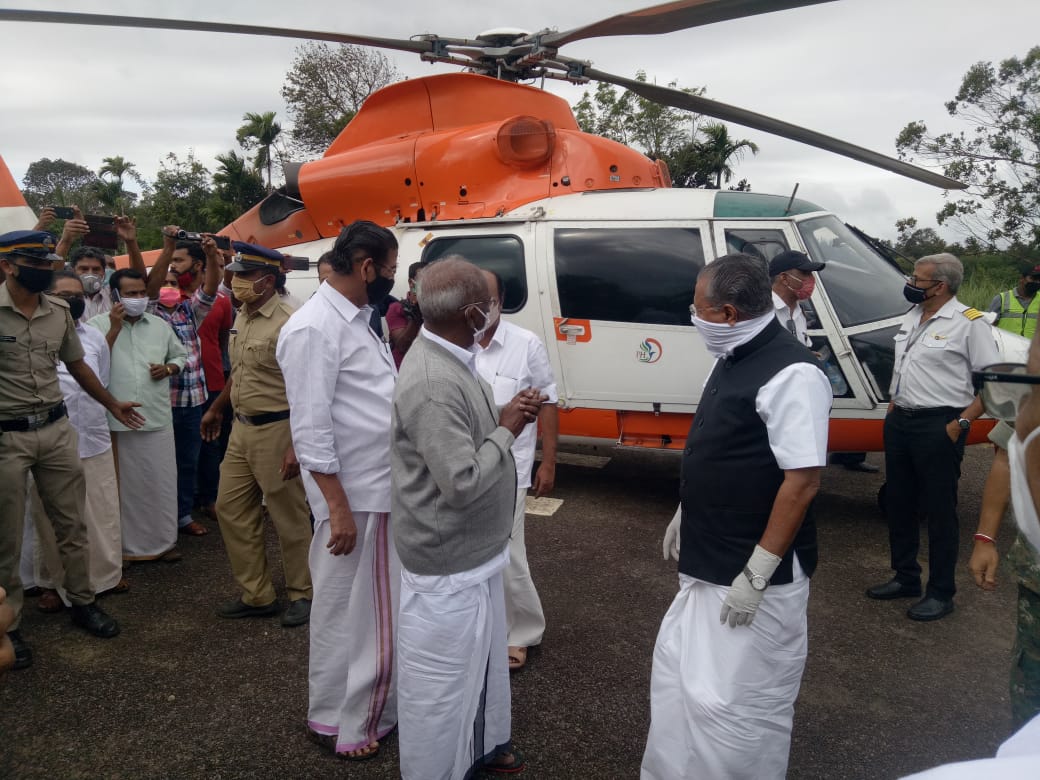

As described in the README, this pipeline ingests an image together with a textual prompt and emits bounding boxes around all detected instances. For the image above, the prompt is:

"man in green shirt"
[89,269,187,562]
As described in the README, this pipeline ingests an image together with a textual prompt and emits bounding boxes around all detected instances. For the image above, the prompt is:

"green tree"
[135,151,216,248]
[281,42,400,158]
[896,46,1040,249]
[206,150,267,226]
[21,158,100,212]
[236,111,283,191]
[96,155,142,212]
[690,122,759,189]
[893,217,950,258]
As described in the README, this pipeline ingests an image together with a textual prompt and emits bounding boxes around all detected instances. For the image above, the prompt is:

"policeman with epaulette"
[202,242,313,627]
[867,252,1001,621]
[0,230,145,669]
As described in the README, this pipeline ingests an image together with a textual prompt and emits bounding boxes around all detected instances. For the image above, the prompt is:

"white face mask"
[121,297,149,317]
[1008,426,1040,558]
[464,303,491,344]
[80,274,103,295]
[691,311,774,359]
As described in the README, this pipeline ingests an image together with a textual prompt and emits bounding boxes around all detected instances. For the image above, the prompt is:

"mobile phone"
[51,206,75,220]
[83,214,118,251]
[213,235,232,251]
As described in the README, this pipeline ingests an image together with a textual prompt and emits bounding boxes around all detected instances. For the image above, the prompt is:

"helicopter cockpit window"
[723,229,789,262]
[554,228,705,326]
[798,215,909,327]
[421,235,527,313]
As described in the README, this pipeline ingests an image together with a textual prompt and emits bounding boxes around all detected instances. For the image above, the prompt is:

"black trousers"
[883,408,966,600]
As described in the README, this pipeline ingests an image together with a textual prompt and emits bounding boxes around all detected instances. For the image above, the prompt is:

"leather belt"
[235,409,291,427]
[893,405,959,419]
[0,402,68,433]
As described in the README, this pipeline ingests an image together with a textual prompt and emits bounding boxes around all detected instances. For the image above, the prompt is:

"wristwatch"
[957,418,971,431]
[743,565,768,592]
[166,365,174,376]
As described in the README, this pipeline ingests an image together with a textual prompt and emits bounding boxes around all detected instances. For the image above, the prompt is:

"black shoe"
[866,579,922,600]
[281,598,312,628]
[217,599,279,619]
[7,630,33,670]
[70,603,120,638]
[907,596,955,621]
[845,461,880,473]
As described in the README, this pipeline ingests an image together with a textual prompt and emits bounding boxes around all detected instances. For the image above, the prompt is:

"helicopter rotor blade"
[542,0,836,48]
[586,68,966,190]
[0,9,436,56]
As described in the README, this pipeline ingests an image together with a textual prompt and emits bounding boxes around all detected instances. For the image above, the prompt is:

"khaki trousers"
[32,447,124,598]
[216,418,313,606]
[0,417,91,630]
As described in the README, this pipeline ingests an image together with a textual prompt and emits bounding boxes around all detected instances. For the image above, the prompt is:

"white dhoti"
[397,550,512,780]
[504,489,545,648]
[641,561,810,780]
[114,428,178,560]
[307,511,399,754]
[32,448,123,598]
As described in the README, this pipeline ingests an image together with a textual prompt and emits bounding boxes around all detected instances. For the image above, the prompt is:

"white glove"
[662,504,681,561]
[720,545,782,628]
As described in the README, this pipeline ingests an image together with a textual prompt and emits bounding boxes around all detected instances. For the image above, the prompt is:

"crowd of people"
[1,210,1038,778]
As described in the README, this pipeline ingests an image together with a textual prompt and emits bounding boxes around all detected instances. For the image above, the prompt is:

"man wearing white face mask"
[88,269,187,562]
[646,253,831,780]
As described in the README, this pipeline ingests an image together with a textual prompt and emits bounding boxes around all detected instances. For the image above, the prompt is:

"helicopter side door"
[541,221,713,414]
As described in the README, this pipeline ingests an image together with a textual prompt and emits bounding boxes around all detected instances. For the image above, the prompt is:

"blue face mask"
[104,268,114,283]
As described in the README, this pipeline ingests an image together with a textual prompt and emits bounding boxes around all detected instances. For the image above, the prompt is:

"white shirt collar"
[421,326,478,375]
[318,281,370,323]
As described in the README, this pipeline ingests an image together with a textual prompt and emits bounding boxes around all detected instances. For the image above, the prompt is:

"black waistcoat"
[678,318,821,586]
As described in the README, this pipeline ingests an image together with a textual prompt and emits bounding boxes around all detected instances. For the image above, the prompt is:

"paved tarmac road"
[0,443,1020,779]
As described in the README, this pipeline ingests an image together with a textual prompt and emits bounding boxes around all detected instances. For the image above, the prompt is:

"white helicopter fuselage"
[276,188,1017,451]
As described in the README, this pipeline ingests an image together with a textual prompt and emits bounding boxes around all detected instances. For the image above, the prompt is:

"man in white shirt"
[768,250,821,348]
[276,221,400,762]
[648,253,831,780]
[867,253,1001,621]
[31,271,124,605]
[475,269,558,672]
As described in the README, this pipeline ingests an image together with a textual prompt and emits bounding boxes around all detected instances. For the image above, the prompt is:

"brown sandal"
[178,521,209,536]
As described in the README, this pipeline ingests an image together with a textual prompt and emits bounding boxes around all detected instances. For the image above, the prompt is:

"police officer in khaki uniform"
[867,252,1001,621]
[202,242,313,628]
[0,230,145,669]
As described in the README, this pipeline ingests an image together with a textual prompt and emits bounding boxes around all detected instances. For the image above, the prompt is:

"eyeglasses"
[689,303,721,318]
[907,276,941,287]
[972,363,1040,421]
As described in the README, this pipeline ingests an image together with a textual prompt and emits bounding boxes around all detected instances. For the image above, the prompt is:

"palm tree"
[98,155,141,212]
[236,111,283,191]
[207,150,267,224]
[694,122,759,189]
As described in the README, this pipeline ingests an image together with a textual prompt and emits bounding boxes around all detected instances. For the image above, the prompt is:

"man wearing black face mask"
[29,271,126,607]
[990,262,1040,339]
[868,253,1001,621]
[276,221,401,760]
[0,230,145,670]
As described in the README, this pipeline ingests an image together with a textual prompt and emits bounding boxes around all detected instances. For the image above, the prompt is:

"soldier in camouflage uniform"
[969,419,1040,726]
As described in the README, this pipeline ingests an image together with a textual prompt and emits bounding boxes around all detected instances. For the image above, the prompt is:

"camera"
[175,230,232,251]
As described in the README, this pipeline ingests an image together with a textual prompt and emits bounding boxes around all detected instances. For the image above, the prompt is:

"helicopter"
[0,0,1025,452]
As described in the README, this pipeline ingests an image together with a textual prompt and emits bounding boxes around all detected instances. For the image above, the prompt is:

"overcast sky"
[2,0,1037,241]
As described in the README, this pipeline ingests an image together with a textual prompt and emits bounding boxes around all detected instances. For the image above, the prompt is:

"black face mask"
[14,264,55,293]
[66,296,86,321]
[1025,282,1040,297]
[366,272,395,306]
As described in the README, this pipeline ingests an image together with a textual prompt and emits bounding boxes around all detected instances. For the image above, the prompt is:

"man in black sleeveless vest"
[643,254,832,780]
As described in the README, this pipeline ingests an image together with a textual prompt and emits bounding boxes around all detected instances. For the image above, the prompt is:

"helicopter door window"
[798,216,909,327]
[723,229,789,262]
[421,235,527,313]
[554,227,704,326]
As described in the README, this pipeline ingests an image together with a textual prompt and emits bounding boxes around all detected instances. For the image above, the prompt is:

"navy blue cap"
[768,250,824,277]
[226,241,284,273]
[0,230,60,262]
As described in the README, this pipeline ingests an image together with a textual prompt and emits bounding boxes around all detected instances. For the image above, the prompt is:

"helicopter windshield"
[798,215,910,327]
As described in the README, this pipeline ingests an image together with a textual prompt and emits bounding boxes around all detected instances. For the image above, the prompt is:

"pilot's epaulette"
[962,308,984,321]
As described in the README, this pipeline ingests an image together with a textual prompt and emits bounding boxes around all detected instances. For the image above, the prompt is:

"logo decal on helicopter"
[637,338,662,364]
